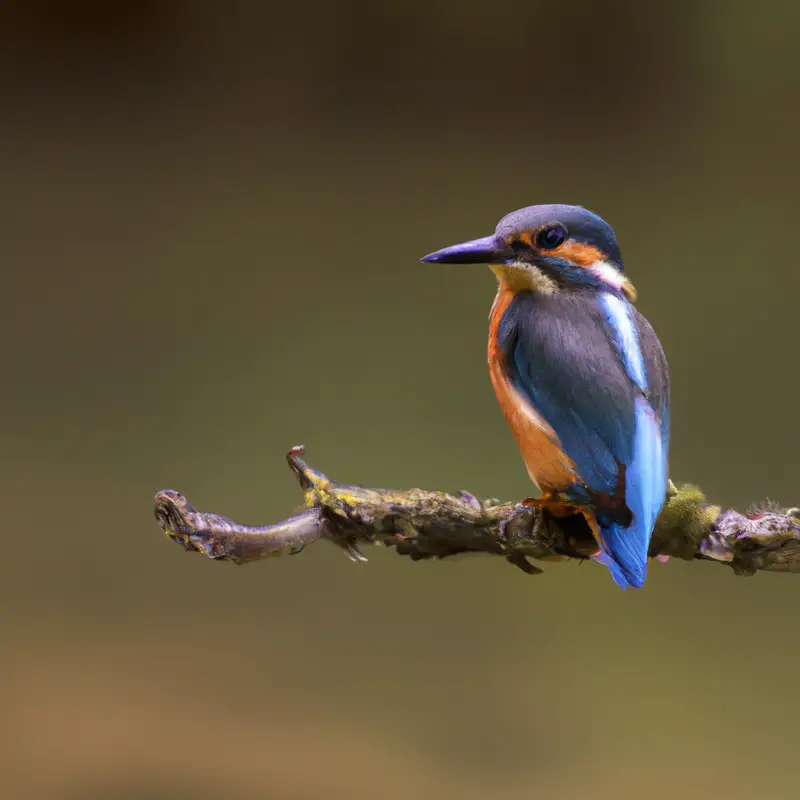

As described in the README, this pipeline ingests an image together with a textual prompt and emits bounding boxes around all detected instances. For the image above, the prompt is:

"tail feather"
[593,397,667,590]
[593,525,647,588]
[591,550,632,591]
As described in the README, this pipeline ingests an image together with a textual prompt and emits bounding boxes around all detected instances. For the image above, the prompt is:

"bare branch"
[153,446,800,577]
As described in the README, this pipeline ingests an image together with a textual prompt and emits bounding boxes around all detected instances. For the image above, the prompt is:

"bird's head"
[421,204,636,301]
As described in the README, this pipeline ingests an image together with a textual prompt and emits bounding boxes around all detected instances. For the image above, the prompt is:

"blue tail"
[593,397,668,590]
[593,526,648,589]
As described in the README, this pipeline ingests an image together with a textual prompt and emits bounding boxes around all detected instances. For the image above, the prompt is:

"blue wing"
[498,289,670,588]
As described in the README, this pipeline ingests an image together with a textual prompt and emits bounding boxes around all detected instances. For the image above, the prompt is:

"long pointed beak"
[420,234,513,265]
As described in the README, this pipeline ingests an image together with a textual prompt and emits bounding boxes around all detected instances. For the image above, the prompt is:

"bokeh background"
[2,1,799,798]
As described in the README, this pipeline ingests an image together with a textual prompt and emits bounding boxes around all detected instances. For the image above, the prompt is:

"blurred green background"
[1,1,799,798]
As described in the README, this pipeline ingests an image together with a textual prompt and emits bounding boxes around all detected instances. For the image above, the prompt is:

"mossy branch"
[153,446,800,578]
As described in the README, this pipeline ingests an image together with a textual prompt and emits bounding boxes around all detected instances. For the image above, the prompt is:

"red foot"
[522,494,605,557]
[520,493,583,518]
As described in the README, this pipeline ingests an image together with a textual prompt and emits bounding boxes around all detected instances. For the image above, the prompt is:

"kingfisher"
[422,204,670,589]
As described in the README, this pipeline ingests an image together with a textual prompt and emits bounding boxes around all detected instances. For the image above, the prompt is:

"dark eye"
[535,224,568,250]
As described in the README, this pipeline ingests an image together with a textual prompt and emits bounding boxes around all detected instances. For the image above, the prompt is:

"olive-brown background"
[1,2,798,798]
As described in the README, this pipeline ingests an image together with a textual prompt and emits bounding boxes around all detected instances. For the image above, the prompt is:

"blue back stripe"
[600,293,647,393]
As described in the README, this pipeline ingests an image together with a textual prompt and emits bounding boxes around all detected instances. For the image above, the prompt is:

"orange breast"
[488,287,577,492]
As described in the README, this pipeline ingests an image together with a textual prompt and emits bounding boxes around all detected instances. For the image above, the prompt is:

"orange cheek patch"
[508,234,606,268]
[547,240,606,266]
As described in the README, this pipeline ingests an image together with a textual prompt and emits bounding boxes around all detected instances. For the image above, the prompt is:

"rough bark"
[153,446,800,578]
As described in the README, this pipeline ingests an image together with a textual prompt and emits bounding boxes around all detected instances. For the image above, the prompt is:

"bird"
[421,204,670,589]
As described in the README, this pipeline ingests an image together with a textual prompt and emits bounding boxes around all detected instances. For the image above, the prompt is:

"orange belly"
[488,287,577,492]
